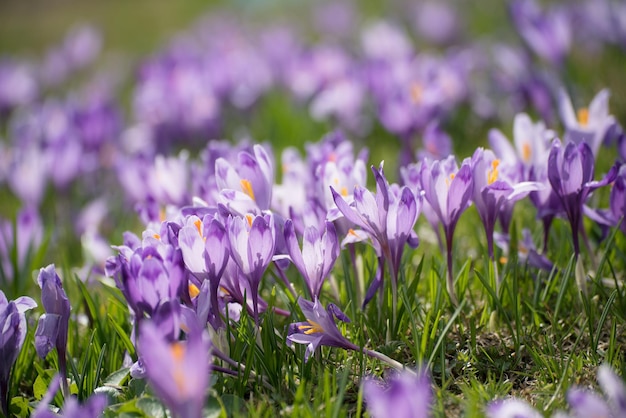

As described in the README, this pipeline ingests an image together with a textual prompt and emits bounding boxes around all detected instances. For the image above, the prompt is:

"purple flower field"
[1,0,626,417]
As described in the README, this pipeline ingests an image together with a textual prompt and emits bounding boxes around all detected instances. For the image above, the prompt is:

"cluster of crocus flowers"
[0,290,37,417]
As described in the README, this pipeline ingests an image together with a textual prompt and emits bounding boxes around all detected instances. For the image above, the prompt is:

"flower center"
[298,319,325,335]
[487,159,500,185]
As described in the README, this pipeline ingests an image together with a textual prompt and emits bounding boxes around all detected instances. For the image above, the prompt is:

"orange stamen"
[487,159,500,185]
[298,319,325,335]
[522,142,532,163]
[194,219,203,238]
[245,214,254,227]
[153,233,161,240]
[240,179,256,201]
[577,107,589,127]
[188,283,200,298]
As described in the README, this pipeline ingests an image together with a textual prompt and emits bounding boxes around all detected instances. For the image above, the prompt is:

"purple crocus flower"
[215,144,274,215]
[227,213,275,322]
[559,89,616,157]
[287,298,358,362]
[509,0,571,67]
[363,371,433,418]
[332,163,419,306]
[0,291,36,417]
[138,316,211,418]
[471,148,541,260]
[486,398,542,418]
[178,214,230,328]
[32,374,107,418]
[35,265,71,395]
[419,156,473,304]
[547,139,618,256]
[284,219,339,300]
[105,229,185,318]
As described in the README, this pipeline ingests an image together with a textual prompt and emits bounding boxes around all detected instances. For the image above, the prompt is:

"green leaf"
[103,367,130,387]
[9,396,32,416]
[33,369,56,400]
[136,397,166,418]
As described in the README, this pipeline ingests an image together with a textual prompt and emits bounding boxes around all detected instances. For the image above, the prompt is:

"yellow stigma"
[240,179,256,201]
[348,228,358,237]
[298,319,325,335]
[340,186,348,197]
[245,214,254,227]
[487,159,500,185]
[499,256,508,264]
[153,233,161,240]
[577,107,589,127]
[188,283,200,298]
[522,142,532,163]
[410,82,423,104]
[194,219,203,237]
[159,208,166,222]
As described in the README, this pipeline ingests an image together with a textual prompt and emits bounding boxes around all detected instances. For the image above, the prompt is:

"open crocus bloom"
[287,298,358,362]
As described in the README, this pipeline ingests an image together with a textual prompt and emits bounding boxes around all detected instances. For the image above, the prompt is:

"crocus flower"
[471,148,541,260]
[547,139,618,257]
[138,316,211,418]
[215,144,274,215]
[559,89,616,157]
[227,213,275,322]
[284,219,339,300]
[287,298,358,362]
[34,265,71,395]
[106,228,185,318]
[0,291,36,417]
[332,163,419,306]
[178,214,230,329]
[363,371,433,418]
[486,398,542,418]
[32,374,107,418]
[419,156,473,304]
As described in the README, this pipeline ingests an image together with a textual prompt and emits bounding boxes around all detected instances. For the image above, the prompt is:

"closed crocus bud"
[547,139,618,256]
[35,264,70,394]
